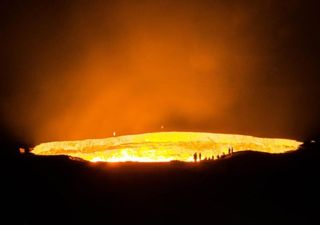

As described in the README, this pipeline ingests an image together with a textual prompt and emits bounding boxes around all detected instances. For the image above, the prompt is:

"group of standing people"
[228,146,234,155]
[193,152,202,162]
[193,146,234,162]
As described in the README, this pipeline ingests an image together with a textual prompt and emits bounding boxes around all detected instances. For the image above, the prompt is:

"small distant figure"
[217,154,220,159]
[212,155,215,160]
[193,152,198,162]
[231,147,234,154]
[199,153,202,161]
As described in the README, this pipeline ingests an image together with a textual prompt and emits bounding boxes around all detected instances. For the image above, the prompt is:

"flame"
[32,132,301,162]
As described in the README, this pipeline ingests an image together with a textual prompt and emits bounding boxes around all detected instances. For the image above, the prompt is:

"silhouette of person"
[193,152,197,162]
[199,153,202,161]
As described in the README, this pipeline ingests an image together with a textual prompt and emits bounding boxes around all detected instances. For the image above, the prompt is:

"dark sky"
[1,0,319,145]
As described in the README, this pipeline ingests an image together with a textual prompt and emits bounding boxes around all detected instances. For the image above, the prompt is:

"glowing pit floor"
[31,132,302,162]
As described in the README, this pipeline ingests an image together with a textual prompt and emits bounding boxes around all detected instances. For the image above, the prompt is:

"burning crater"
[32,132,302,162]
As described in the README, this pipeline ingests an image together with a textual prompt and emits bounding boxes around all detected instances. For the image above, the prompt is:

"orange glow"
[32,132,301,162]
[19,148,26,154]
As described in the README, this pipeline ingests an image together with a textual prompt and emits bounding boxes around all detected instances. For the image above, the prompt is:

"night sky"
[1,0,319,146]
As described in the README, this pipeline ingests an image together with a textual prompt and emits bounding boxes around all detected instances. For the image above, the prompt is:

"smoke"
[1,0,319,144]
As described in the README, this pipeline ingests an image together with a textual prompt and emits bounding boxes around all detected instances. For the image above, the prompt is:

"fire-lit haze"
[32,132,302,162]
[0,1,319,146]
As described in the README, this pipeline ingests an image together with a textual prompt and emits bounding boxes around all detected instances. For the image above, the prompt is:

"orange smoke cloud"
[1,1,319,144]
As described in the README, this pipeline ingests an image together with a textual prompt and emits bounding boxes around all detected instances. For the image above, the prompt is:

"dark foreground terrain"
[1,141,320,225]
